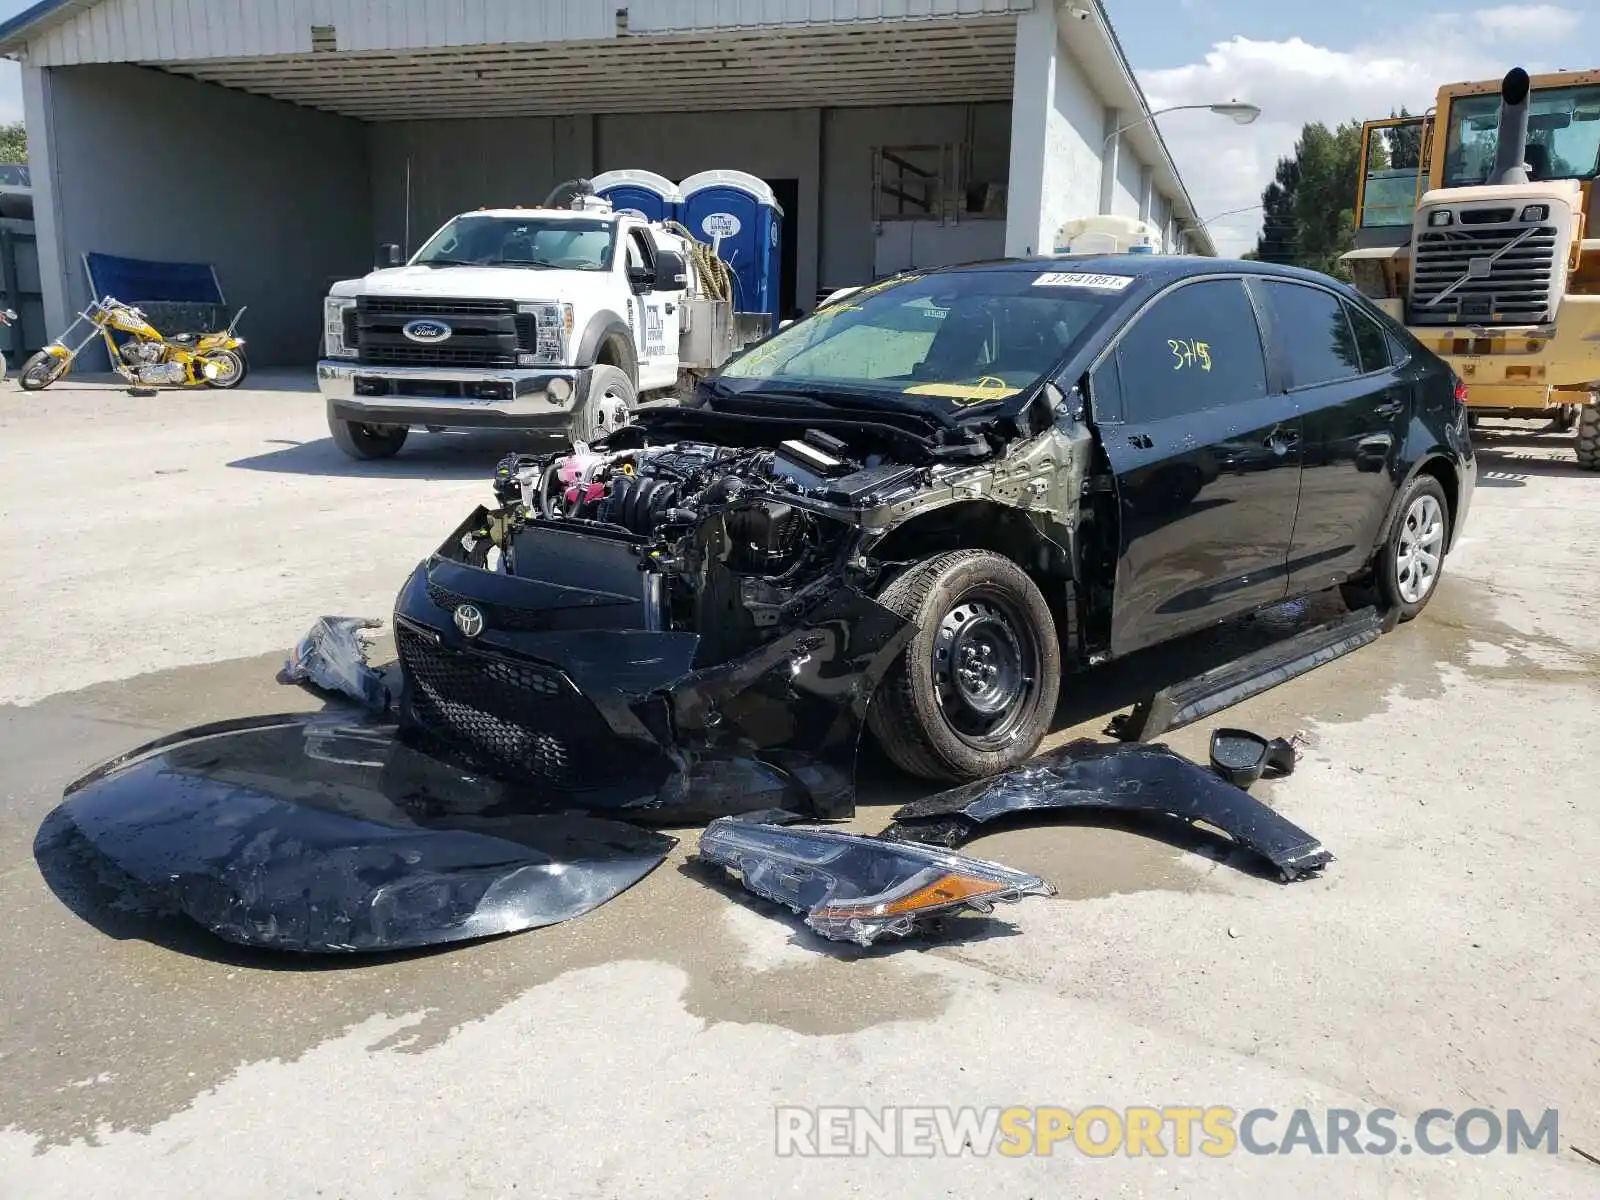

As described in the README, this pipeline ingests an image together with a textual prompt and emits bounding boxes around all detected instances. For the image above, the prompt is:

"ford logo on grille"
[403,319,453,344]
[453,604,485,638]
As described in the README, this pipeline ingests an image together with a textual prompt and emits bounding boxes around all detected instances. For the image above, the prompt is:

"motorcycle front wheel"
[19,351,69,391]
[200,349,248,390]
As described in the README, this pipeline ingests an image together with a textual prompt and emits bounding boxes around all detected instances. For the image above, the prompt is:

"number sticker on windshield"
[1032,272,1134,292]
[1167,338,1212,371]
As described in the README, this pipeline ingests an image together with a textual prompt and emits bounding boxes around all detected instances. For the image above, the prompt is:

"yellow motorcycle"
[19,295,248,392]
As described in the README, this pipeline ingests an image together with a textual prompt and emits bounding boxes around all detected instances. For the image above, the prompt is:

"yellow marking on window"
[903,376,1020,405]
[1167,338,1213,372]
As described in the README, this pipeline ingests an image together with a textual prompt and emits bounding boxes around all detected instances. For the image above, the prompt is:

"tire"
[19,350,68,391]
[567,364,636,445]
[328,407,409,460]
[867,550,1061,782]
[1357,474,1452,622]
[201,348,248,389]
[1553,403,1579,432]
[1577,402,1600,472]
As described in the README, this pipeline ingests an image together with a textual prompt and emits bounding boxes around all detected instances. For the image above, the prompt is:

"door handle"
[664,303,676,315]
[1373,400,1404,416]
[1127,433,1154,450]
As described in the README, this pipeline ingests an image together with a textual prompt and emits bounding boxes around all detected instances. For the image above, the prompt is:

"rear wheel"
[200,349,248,389]
[328,406,409,460]
[566,364,636,446]
[1576,401,1600,472]
[19,350,68,391]
[1349,474,1451,622]
[867,550,1061,782]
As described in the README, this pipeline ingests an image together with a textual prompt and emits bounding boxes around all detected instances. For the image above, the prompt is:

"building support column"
[1098,106,1123,215]
[1004,2,1059,256]
[1139,164,1154,221]
[22,63,71,338]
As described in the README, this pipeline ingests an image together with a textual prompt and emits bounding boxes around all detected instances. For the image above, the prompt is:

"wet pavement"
[1,388,1597,1197]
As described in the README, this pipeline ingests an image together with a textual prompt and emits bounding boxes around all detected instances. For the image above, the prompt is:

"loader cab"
[1353,114,1433,249]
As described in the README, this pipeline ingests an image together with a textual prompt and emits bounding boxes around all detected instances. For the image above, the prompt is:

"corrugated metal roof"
[5,0,1033,65]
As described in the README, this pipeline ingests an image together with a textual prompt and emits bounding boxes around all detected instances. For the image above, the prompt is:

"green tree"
[1252,120,1365,278]
[0,122,27,164]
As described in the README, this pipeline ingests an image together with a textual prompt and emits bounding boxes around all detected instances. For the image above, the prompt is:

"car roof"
[925,254,1352,290]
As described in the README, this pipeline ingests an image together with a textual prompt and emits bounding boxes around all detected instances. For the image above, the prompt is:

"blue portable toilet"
[589,169,682,224]
[678,170,783,324]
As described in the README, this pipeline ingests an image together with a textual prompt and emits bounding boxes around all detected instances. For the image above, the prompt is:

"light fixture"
[1520,204,1549,222]
[1429,209,1454,227]
[1209,102,1262,125]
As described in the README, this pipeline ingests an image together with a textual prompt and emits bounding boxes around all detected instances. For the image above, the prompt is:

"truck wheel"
[328,408,408,460]
[867,550,1061,782]
[567,365,636,445]
[1577,402,1600,472]
[1553,403,1579,432]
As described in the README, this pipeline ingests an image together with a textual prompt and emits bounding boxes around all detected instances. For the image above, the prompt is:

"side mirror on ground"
[653,250,688,292]
[377,243,403,269]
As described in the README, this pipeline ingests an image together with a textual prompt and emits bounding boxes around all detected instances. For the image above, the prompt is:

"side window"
[1114,279,1268,422]
[1344,301,1392,374]
[1088,351,1123,423]
[1255,281,1362,389]
[625,228,654,273]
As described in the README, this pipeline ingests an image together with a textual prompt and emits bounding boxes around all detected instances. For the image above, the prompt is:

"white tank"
[1052,215,1163,255]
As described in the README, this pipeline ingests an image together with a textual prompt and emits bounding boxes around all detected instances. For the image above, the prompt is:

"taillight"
[1453,377,1468,407]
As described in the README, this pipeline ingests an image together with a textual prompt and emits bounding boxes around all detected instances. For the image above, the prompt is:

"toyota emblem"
[453,604,485,638]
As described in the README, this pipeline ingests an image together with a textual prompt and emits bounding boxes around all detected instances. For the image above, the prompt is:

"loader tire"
[1577,402,1600,472]
[867,550,1061,783]
[328,408,409,460]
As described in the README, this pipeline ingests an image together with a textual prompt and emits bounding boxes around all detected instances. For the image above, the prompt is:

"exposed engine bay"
[391,404,1095,818]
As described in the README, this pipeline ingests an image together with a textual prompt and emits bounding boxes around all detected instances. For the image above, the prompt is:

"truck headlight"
[1428,209,1453,227]
[1520,204,1549,222]
[323,297,358,359]
[516,301,575,365]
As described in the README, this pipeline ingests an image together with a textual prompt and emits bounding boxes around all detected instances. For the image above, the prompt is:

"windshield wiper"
[419,258,478,267]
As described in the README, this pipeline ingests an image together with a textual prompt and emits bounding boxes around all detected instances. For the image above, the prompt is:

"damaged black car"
[392,255,1475,817]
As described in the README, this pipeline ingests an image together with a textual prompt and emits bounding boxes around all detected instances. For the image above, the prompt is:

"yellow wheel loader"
[1344,66,1600,469]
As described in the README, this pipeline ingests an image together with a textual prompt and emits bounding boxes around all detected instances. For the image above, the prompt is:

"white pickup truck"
[318,190,745,460]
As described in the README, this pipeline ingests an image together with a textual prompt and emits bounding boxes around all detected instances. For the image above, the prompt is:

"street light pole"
[1097,101,1262,222]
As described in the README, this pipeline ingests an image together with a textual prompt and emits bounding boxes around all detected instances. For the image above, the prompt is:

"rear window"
[1253,280,1363,390]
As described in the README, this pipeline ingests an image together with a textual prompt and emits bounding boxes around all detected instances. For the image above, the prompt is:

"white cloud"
[1138,9,1584,256]
[1475,4,1580,41]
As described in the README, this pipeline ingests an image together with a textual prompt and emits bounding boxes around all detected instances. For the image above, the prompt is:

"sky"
[0,1,1597,256]
[1110,0,1600,253]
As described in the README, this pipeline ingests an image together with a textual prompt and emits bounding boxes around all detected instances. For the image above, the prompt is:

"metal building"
[1,0,1217,365]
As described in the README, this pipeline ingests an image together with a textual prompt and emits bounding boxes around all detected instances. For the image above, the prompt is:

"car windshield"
[412,215,615,270]
[1443,83,1600,185]
[716,269,1125,412]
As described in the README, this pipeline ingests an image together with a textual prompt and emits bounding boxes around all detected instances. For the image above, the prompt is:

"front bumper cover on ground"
[43,713,676,953]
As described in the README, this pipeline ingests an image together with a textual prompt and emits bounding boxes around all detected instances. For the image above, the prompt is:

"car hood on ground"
[41,713,676,953]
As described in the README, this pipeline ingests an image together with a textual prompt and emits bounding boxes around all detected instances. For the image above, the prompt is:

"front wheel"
[328,407,409,460]
[19,350,69,391]
[867,550,1061,782]
[200,348,248,389]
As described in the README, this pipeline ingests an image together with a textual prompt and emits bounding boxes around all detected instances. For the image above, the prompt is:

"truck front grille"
[355,296,532,368]
[1409,222,1559,326]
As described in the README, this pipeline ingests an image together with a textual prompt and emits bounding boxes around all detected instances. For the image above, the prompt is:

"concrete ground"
[0,375,1596,1198]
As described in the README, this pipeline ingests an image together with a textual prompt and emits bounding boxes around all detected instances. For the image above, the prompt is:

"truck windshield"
[715,269,1121,414]
[1442,82,1600,186]
[412,215,615,270]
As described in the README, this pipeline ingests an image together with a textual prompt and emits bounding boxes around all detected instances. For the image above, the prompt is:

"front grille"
[1409,222,1559,326]
[1458,207,1514,225]
[355,295,526,369]
[396,624,639,789]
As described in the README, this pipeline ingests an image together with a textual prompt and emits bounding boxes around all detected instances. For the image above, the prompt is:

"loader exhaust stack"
[1491,67,1532,185]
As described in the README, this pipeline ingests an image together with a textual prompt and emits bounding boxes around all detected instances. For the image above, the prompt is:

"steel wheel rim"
[1396,493,1445,605]
[931,586,1040,749]
[586,384,632,439]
